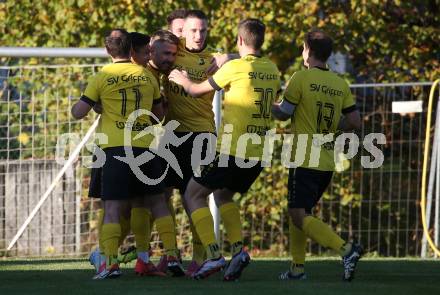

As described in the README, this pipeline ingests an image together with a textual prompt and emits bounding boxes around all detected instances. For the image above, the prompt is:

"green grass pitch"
[0,258,439,295]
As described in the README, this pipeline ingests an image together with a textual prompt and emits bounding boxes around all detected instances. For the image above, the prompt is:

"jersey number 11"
[119,87,141,116]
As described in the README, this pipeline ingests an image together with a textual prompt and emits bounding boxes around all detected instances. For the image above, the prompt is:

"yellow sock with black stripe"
[101,223,121,258]
[97,209,105,253]
[302,216,347,255]
[191,207,220,259]
[289,219,306,273]
[219,202,243,255]
[190,222,206,264]
[131,208,150,252]
[206,243,221,260]
[119,215,131,246]
[155,215,178,257]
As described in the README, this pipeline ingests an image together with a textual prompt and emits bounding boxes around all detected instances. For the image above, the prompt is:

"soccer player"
[72,28,183,279]
[271,30,363,281]
[87,31,152,276]
[89,31,168,277]
[169,18,281,280]
[159,9,221,276]
[141,29,181,273]
[167,9,186,37]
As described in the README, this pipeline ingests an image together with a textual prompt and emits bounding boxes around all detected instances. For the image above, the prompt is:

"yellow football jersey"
[163,38,219,132]
[209,54,281,159]
[82,61,161,149]
[281,67,356,171]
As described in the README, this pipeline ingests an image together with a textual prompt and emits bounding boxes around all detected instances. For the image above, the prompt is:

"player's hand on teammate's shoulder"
[206,53,239,75]
[206,54,226,75]
[168,69,189,85]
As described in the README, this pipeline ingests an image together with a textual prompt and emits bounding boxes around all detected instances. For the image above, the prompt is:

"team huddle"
[71,9,363,282]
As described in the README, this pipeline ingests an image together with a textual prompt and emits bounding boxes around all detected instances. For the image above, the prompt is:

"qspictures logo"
[56,109,386,185]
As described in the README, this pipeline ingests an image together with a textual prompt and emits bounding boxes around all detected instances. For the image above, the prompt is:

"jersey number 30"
[253,87,274,119]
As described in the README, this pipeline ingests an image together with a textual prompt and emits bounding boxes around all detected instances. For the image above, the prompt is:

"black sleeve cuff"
[153,97,163,105]
[80,95,96,107]
[342,104,357,114]
[283,97,298,106]
[208,77,222,91]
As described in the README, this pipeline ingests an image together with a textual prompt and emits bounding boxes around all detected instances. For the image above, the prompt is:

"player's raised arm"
[168,69,214,97]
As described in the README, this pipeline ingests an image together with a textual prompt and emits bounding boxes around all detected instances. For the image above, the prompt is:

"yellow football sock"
[302,216,346,255]
[190,222,206,264]
[191,207,216,246]
[155,215,178,257]
[191,207,220,259]
[97,208,105,253]
[205,242,221,260]
[219,202,242,255]
[101,223,121,257]
[131,207,150,252]
[289,219,306,267]
[119,215,131,246]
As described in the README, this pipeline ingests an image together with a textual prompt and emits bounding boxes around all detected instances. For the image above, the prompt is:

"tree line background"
[2,0,439,81]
